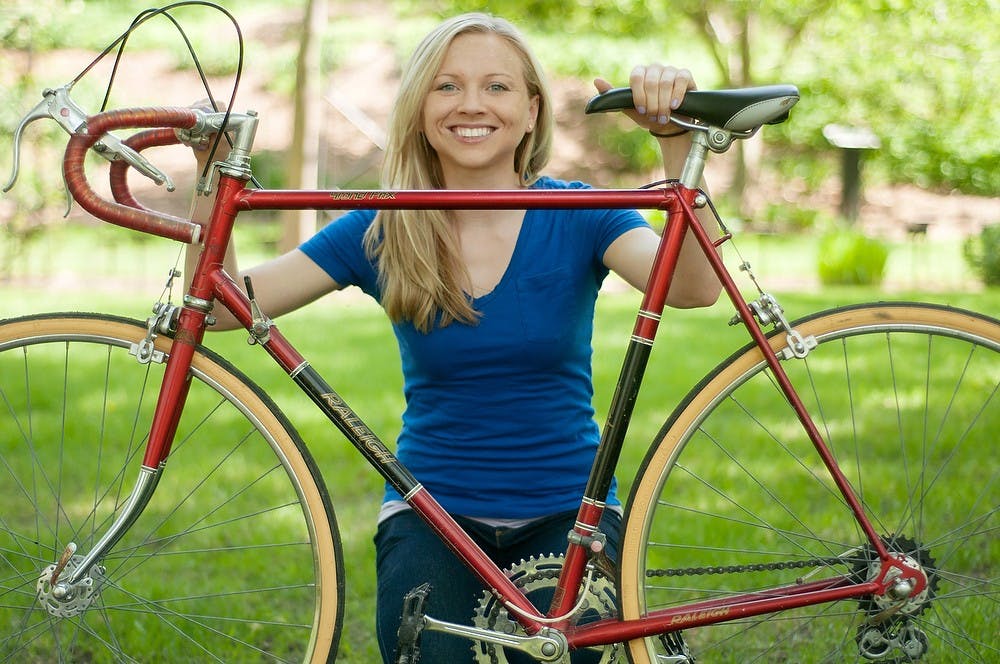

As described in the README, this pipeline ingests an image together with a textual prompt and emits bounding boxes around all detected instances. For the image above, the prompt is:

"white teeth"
[455,126,492,138]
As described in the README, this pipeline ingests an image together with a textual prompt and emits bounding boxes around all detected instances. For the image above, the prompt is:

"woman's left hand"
[594,64,696,134]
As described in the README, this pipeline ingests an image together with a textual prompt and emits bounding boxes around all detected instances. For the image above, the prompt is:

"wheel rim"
[0,315,339,663]
[621,305,999,663]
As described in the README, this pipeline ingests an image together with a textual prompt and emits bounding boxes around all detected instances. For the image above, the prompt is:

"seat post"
[679,131,710,189]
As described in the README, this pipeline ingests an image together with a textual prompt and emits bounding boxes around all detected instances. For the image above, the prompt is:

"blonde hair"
[363,13,554,332]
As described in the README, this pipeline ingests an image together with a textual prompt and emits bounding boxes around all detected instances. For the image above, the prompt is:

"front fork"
[42,298,208,609]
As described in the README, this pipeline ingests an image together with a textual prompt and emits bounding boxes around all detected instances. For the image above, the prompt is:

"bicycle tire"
[619,302,999,663]
[0,313,343,663]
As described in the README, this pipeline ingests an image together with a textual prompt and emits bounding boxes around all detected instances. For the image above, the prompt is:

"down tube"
[285,350,548,624]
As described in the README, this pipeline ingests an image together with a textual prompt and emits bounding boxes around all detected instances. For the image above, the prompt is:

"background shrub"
[817,228,890,286]
[963,225,1000,287]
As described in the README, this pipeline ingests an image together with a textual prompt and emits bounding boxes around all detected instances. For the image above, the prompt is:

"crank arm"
[422,613,569,662]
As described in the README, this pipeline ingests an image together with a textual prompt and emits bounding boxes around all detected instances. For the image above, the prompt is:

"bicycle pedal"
[394,583,432,664]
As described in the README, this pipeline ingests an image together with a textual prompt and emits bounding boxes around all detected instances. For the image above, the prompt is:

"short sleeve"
[530,176,649,264]
[299,210,380,296]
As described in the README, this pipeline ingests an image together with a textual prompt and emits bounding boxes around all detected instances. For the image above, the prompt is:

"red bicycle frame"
[60,105,922,654]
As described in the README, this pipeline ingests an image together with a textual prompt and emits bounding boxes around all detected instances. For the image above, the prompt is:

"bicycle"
[1,4,997,663]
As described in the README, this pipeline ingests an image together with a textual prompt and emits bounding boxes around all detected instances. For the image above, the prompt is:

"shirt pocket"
[515,268,575,343]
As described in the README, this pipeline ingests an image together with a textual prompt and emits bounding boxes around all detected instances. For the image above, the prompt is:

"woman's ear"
[527,94,540,132]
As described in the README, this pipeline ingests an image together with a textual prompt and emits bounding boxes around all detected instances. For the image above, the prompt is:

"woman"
[188,13,719,662]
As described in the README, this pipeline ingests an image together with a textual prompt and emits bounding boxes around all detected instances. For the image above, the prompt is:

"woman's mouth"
[453,126,494,139]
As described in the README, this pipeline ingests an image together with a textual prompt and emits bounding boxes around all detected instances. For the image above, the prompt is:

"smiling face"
[421,32,540,188]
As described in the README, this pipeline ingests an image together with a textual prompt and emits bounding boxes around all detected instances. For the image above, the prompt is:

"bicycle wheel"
[620,303,999,663]
[0,313,343,663]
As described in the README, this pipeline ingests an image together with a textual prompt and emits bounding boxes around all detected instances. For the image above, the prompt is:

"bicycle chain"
[646,555,854,577]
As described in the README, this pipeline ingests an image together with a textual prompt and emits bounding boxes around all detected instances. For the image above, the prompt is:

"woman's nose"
[457,89,485,113]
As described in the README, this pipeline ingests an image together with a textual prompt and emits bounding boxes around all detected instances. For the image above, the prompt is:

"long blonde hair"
[363,13,554,332]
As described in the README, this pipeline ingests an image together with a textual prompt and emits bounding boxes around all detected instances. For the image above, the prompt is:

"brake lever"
[2,91,55,193]
[3,83,175,195]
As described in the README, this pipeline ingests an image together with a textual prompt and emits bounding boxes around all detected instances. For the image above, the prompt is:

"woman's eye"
[437,82,458,92]
[488,83,508,92]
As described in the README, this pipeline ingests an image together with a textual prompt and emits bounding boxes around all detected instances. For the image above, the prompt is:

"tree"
[279,0,326,252]
[413,0,997,200]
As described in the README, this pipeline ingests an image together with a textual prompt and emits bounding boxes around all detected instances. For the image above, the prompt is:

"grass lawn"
[1,226,996,661]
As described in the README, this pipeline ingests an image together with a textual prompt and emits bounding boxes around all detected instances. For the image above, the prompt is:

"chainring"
[471,553,620,663]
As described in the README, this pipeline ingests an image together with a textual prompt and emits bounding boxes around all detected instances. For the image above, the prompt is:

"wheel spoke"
[0,315,340,662]
[622,304,1000,663]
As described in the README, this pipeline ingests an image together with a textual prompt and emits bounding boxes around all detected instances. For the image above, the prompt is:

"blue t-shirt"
[300,176,649,518]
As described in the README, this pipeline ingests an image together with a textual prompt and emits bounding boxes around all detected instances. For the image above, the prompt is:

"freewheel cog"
[471,553,620,663]
[852,535,939,662]
[852,535,938,619]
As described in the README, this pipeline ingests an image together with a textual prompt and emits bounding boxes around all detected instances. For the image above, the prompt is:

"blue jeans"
[374,508,622,663]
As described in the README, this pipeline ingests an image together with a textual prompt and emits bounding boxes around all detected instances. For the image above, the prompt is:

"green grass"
[0,228,997,661]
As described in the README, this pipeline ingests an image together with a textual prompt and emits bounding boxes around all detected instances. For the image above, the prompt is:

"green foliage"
[412,0,997,196]
[1,26,73,279]
[963,225,1000,287]
[790,2,997,196]
[596,124,662,174]
[817,228,890,286]
[758,202,835,232]
[393,0,669,35]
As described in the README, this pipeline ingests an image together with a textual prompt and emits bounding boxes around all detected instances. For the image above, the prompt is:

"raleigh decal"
[669,607,730,626]
[320,393,395,464]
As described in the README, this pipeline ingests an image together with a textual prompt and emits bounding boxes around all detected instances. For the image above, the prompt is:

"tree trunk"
[279,0,325,253]
[726,11,755,217]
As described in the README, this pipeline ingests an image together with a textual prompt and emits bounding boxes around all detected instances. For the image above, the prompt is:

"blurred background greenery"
[0,1,997,660]
[1,0,997,287]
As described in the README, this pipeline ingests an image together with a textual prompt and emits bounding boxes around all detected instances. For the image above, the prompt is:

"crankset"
[472,554,619,663]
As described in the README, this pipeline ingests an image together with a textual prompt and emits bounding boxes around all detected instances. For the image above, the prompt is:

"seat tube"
[551,189,696,618]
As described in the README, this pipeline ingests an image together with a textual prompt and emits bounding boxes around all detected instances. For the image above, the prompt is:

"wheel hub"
[36,555,105,617]
[853,535,938,661]
[854,535,937,618]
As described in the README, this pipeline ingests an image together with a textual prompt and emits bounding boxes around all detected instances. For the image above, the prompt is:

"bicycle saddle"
[585,84,800,133]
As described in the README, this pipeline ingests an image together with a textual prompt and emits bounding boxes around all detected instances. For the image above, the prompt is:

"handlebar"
[63,107,204,244]
[4,84,251,245]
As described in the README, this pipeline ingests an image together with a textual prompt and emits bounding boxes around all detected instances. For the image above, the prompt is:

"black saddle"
[585,84,800,132]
